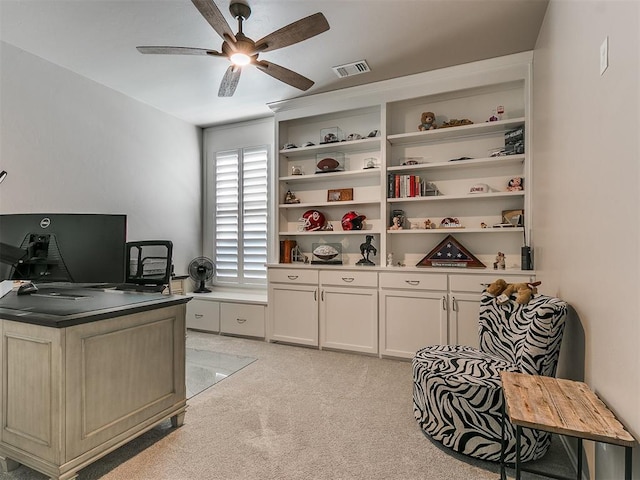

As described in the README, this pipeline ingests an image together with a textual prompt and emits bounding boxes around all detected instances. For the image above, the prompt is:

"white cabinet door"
[379,289,447,359]
[220,303,265,338]
[320,286,378,354]
[268,283,318,346]
[186,298,220,332]
[449,292,482,348]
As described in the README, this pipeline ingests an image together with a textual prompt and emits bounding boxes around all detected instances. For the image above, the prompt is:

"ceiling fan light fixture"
[230,52,251,66]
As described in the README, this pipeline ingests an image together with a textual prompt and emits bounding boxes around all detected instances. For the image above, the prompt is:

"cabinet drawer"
[320,270,378,288]
[379,272,446,290]
[220,303,266,338]
[449,274,534,293]
[186,299,220,332]
[269,268,319,285]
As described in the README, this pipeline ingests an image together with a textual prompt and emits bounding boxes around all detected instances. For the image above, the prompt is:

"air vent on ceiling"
[332,60,371,78]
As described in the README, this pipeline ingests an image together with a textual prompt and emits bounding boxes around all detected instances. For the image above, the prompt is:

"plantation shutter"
[214,146,268,285]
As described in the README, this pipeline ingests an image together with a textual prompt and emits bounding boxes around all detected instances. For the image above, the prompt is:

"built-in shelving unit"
[265,52,535,359]
[270,52,532,270]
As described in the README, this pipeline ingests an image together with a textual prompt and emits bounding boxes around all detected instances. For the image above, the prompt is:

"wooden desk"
[0,288,190,480]
[500,372,636,480]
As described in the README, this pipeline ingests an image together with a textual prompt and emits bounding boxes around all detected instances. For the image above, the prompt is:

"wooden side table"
[500,371,636,480]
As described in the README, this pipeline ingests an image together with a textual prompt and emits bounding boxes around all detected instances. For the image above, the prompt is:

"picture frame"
[502,209,524,227]
[327,188,353,202]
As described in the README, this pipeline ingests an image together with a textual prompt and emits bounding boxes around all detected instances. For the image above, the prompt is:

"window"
[213,146,268,286]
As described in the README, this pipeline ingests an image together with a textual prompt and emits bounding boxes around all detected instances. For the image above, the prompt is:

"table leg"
[576,438,582,480]
[515,425,522,480]
[625,446,633,480]
[500,395,507,480]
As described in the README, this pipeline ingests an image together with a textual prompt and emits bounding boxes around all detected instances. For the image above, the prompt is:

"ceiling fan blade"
[255,60,314,91]
[254,13,329,53]
[191,0,237,44]
[136,46,223,56]
[218,65,242,97]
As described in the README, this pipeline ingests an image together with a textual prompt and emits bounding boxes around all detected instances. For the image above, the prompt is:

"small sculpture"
[387,253,394,267]
[390,216,403,230]
[493,252,506,270]
[357,235,377,266]
[284,190,300,204]
[418,111,437,131]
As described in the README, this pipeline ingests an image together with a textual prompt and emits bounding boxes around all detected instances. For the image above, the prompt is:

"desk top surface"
[0,286,190,328]
[501,372,636,447]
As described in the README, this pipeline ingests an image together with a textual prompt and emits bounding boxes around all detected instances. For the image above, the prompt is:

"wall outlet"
[600,36,609,75]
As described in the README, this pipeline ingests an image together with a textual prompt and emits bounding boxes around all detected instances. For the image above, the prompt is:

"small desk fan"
[188,257,215,293]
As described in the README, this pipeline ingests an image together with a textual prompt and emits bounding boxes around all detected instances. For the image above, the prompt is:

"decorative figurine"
[493,252,506,270]
[390,216,403,230]
[387,252,394,267]
[418,111,437,131]
[480,222,488,229]
[284,190,300,204]
[507,177,524,191]
[356,235,377,266]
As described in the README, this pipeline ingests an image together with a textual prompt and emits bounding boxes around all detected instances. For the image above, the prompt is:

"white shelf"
[279,200,379,209]
[387,155,525,173]
[387,117,525,146]
[280,168,380,183]
[387,227,524,234]
[279,137,381,158]
[279,229,382,236]
[387,191,524,203]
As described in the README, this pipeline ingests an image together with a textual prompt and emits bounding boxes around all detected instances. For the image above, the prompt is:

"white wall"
[533,2,639,478]
[0,42,202,274]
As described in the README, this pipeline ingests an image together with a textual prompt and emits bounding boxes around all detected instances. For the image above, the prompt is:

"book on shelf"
[387,173,429,198]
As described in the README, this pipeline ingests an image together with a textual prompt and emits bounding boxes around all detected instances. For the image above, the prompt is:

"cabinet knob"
[194,314,203,319]
[287,275,299,280]
[236,318,247,324]
[405,280,420,286]
[341,277,355,283]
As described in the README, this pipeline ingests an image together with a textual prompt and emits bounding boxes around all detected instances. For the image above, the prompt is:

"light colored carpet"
[1,331,574,480]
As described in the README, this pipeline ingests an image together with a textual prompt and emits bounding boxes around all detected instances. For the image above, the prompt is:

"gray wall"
[0,42,202,275]
[533,2,639,477]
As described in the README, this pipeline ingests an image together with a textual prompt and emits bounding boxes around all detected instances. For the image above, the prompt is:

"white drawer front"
[379,272,446,290]
[220,303,266,338]
[320,270,378,288]
[449,274,534,293]
[269,268,319,285]
[186,299,220,332]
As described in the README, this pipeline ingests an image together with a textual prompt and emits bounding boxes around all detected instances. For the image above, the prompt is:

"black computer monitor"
[0,213,127,284]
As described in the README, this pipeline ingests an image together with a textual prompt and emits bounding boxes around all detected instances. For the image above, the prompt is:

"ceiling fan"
[137,0,330,97]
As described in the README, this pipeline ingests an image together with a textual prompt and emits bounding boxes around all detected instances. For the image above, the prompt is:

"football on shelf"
[316,157,340,172]
[313,244,339,261]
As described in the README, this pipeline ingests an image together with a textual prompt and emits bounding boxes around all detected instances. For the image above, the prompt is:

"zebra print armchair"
[412,291,568,463]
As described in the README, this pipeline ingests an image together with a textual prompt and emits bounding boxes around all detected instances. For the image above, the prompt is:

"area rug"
[186,348,256,399]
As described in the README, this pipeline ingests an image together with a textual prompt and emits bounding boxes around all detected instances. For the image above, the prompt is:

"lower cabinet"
[268,266,534,359]
[379,272,447,358]
[186,293,267,338]
[220,303,265,338]
[268,269,319,346]
[319,270,378,354]
[186,298,220,332]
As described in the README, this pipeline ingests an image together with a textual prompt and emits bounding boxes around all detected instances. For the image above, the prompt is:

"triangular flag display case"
[416,235,486,268]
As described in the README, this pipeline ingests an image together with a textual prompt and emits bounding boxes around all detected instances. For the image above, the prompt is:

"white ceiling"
[0,0,548,127]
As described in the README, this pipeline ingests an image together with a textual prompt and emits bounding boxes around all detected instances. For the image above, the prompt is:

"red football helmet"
[341,211,366,230]
[301,210,326,231]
